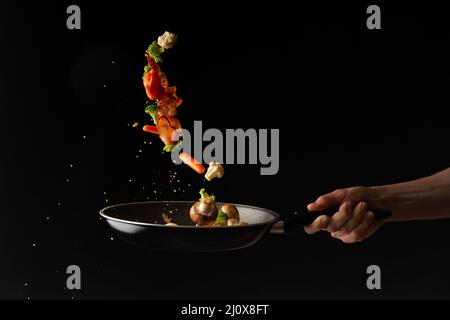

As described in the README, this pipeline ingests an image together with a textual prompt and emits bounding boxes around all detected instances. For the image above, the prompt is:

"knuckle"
[320,216,330,226]
[314,219,322,229]
[355,201,364,211]
[357,203,367,215]
[348,186,363,197]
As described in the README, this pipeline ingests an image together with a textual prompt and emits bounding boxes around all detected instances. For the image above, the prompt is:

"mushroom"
[205,162,224,181]
[227,218,239,227]
[162,213,178,226]
[221,204,239,221]
[190,199,218,226]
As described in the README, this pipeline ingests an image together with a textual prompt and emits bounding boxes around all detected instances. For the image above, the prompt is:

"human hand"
[304,187,384,243]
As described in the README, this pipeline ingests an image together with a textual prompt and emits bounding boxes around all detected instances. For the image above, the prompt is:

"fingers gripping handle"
[283,207,392,234]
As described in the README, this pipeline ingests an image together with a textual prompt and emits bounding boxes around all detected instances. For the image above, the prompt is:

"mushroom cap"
[190,200,218,226]
[221,204,240,221]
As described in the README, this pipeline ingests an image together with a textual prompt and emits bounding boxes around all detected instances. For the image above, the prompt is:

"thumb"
[307,190,344,211]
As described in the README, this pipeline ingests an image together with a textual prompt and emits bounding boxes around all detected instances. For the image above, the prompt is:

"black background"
[1,1,449,299]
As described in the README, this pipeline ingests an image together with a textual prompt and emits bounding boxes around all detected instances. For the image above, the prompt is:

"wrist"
[368,183,425,221]
[368,185,395,210]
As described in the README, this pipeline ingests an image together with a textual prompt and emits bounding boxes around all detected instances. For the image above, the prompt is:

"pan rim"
[99,200,280,229]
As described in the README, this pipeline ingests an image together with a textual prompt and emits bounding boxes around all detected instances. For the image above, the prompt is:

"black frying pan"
[100,201,392,252]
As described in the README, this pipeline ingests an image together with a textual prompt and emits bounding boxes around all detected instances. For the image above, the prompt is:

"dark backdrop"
[1,1,449,299]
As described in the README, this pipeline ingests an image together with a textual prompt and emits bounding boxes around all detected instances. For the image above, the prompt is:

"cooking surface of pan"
[100,201,279,227]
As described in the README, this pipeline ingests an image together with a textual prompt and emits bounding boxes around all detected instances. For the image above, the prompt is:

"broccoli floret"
[162,140,182,153]
[146,41,165,63]
[142,65,152,79]
[144,103,158,125]
[163,145,175,152]
[199,188,216,202]
[215,210,228,224]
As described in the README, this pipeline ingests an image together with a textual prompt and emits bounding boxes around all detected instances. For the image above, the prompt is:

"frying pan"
[100,201,391,252]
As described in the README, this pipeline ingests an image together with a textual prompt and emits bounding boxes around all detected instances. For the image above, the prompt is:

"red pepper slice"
[143,125,160,134]
[143,69,164,101]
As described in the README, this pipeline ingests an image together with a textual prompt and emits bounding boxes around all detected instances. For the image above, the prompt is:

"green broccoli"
[163,145,175,152]
[146,41,165,63]
[162,140,182,153]
[199,188,216,202]
[215,210,229,224]
[142,65,152,79]
[144,103,158,125]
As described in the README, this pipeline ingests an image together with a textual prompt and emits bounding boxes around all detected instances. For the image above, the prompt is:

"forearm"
[370,168,450,221]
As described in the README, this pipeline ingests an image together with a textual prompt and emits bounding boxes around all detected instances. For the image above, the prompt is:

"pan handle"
[281,207,392,234]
